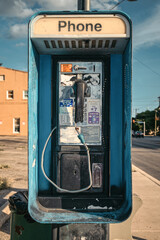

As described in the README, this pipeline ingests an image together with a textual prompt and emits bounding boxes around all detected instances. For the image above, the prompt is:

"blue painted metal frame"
[110,54,123,196]
[28,10,132,223]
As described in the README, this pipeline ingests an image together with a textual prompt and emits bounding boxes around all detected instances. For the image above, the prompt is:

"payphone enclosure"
[28,11,132,223]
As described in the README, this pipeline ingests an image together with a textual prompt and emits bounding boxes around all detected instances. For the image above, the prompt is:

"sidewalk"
[132,166,160,240]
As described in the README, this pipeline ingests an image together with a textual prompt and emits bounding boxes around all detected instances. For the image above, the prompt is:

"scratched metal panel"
[38,55,52,193]
[56,224,109,240]
[28,33,39,216]
[122,39,132,218]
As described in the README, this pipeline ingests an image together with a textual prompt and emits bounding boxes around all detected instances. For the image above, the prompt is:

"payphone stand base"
[52,223,109,240]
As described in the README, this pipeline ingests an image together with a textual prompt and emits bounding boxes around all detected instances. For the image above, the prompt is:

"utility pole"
[144,121,145,136]
[135,108,139,118]
[158,96,160,107]
[158,96,160,135]
[155,110,157,136]
[78,0,90,10]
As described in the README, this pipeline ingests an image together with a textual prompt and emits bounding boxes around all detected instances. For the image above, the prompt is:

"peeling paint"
[15,225,24,235]
[33,144,36,150]
[32,158,36,167]
[87,205,108,210]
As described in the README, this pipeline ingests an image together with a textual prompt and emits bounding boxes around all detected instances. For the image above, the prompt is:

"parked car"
[135,131,144,138]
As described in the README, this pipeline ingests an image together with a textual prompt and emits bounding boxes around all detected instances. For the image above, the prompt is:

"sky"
[0,0,160,116]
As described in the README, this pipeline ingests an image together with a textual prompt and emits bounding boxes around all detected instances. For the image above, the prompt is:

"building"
[0,66,28,136]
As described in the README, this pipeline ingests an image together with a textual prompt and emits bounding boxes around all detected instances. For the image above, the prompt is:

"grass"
[0,164,9,169]
[0,177,10,190]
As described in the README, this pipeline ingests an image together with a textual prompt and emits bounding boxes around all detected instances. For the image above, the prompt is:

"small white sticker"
[61,74,76,86]
[60,107,73,125]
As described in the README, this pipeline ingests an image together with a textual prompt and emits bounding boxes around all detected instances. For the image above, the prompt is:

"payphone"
[28,11,132,224]
[41,60,109,195]
[58,61,103,192]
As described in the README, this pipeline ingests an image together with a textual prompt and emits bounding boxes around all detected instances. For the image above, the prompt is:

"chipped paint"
[87,205,108,210]
[33,144,36,150]
[15,225,24,235]
[32,158,36,167]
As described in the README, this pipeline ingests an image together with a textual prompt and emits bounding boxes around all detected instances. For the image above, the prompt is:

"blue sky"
[0,0,160,116]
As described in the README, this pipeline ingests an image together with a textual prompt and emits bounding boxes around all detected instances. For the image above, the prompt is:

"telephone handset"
[73,73,88,123]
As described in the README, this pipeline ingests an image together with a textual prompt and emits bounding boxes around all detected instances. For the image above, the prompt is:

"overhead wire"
[134,57,160,78]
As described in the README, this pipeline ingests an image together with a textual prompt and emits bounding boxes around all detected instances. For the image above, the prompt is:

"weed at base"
[0,177,10,190]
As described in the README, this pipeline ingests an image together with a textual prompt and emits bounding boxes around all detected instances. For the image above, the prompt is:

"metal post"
[143,121,145,136]
[158,97,160,135]
[78,0,90,10]
[155,110,157,136]
[158,96,160,107]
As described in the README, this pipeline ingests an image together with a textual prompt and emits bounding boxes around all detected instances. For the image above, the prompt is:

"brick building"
[0,66,28,136]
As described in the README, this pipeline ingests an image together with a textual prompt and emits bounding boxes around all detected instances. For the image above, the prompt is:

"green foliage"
[135,109,158,134]
[132,120,140,132]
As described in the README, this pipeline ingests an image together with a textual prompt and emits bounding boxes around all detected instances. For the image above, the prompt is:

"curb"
[132,164,160,186]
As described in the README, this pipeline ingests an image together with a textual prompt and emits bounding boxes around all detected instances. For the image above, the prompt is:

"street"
[132,136,160,181]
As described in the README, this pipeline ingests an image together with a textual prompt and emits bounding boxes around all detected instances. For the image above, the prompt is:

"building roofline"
[0,66,27,73]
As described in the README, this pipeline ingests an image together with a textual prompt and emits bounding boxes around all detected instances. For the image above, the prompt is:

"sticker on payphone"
[81,126,101,143]
[87,100,100,125]
[59,99,74,126]
[61,74,76,86]
[60,127,81,144]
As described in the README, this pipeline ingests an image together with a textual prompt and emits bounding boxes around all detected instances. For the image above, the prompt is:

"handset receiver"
[75,79,86,123]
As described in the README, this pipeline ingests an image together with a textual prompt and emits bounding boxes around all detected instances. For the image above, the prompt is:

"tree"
[136,109,155,134]
[132,118,140,132]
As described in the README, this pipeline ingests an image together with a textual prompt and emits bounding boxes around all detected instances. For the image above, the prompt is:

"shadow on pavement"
[0,219,10,235]
[132,235,147,240]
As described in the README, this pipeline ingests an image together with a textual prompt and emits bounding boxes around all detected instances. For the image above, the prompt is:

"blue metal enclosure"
[28,11,132,223]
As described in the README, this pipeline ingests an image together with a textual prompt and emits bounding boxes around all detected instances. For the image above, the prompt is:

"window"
[7,90,14,99]
[13,118,20,133]
[23,90,28,99]
[0,75,5,81]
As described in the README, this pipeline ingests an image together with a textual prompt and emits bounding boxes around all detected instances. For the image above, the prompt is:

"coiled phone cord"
[41,126,92,193]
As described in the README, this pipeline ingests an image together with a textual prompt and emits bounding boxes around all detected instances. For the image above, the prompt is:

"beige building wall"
[0,66,28,136]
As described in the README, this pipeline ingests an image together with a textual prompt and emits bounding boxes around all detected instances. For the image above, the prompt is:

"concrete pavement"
[131,165,160,240]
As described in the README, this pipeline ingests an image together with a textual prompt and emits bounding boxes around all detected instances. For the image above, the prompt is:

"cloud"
[1,0,120,40]
[16,42,26,47]
[91,0,119,10]
[0,0,34,18]
[25,0,77,11]
[0,0,119,19]
[9,24,28,39]
[133,4,160,49]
